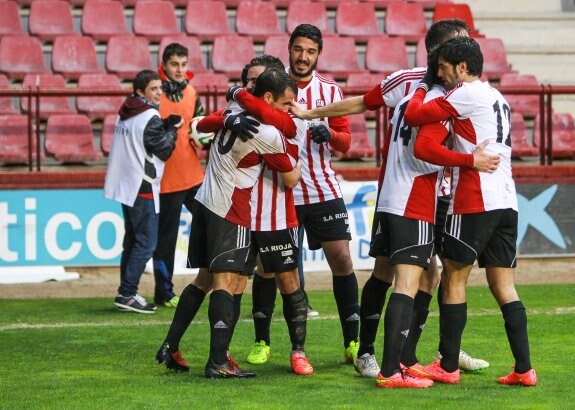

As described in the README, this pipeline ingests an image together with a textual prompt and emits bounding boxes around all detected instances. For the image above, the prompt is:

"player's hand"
[226,86,243,102]
[419,49,439,91]
[310,124,332,144]
[289,101,311,120]
[224,112,260,142]
[472,140,500,173]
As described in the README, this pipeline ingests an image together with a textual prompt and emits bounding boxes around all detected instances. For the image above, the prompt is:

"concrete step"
[465,0,565,14]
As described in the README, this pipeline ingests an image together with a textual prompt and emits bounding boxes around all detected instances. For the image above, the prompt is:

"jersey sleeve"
[235,90,297,139]
[404,88,460,126]
[414,123,474,167]
[196,109,225,133]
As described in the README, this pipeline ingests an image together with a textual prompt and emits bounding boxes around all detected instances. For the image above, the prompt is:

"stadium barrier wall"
[1,181,573,271]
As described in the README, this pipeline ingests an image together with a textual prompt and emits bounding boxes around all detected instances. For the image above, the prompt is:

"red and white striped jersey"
[291,71,347,205]
[195,102,295,228]
[377,87,447,223]
[250,118,306,231]
[364,67,427,112]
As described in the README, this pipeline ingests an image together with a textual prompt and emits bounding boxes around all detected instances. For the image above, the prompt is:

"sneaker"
[156,342,189,372]
[290,351,314,375]
[418,361,460,384]
[246,340,271,364]
[307,305,319,318]
[205,359,256,379]
[344,341,360,364]
[354,353,380,378]
[227,352,239,369]
[436,350,490,373]
[114,294,156,314]
[498,368,537,386]
[376,371,434,389]
[162,295,180,308]
[403,362,431,379]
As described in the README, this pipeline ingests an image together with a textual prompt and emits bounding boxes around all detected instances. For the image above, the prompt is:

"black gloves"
[419,49,439,92]
[163,114,182,128]
[310,124,331,144]
[226,86,243,102]
[224,112,260,142]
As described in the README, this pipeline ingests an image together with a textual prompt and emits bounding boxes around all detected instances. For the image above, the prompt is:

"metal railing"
[0,83,573,171]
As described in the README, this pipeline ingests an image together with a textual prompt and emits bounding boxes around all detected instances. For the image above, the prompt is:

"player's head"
[437,36,483,90]
[425,18,469,53]
[253,69,297,113]
[288,24,322,80]
[241,55,285,93]
[133,69,162,104]
[161,43,189,82]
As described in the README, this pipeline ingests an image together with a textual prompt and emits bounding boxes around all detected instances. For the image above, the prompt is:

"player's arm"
[326,116,351,153]
[143,115,179,161]
[262,153,300,189]
[234,89,297,139]
[404,88,459,126]
[193,97,206,117]
[290,95,367,120]
[280,161,302,189]
[414,124,500,172]
[196,109,225,133]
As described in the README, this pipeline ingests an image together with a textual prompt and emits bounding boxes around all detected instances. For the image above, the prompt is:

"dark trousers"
[118,196,158,296]
[153,184,200,302]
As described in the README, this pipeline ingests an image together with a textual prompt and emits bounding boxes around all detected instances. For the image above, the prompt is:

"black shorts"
[369,212,434,269]
[434,195,451,256]
[245,227,299,274]
[296,198,352,250]
[442,209,518,268]
[187,201,252,275]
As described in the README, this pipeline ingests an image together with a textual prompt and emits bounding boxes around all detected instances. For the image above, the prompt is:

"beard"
[289,58,318,79]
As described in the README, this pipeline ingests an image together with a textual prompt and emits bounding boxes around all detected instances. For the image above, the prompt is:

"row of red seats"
[0,70,540,121]
[0,33,514,82]
[0,0,467,43]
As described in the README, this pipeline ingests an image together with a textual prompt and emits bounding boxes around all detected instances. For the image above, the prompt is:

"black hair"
[289,24,323,52]
[438,36,483,77]
[133,69,160,94]
[425,18,469,52]
[240,54,285,86]
[253,68,298,100]
[162,43,188,64]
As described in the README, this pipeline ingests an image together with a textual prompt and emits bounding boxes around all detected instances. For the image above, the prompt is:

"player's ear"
[263,91,274,104]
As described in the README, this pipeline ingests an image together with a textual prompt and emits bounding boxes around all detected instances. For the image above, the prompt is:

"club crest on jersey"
[315,99,326,107]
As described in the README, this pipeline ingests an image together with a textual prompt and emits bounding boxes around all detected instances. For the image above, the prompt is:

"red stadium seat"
[335,115,376,159]
[0,1,24,37]
[316,36,362,80]
[0,74,17,115]
[29,1,77,42]
[0,114,37,164]
[45,114,103,163]
[0,35,48,80]
[21,74,75,119]
[263,35,290,68]
[286,2,328,34]
[366,35,409,75]
[236,1,281,42]
[384,2,427,43]
[475,37,513,80]
[52,36,102,80]
[211,35,255,80]
[533,112,575,158]
[82,0,128,42]
[133,1,179,43]
[189,72,230,112]
[336,2,379,42]
[414,36,427,67]
[158,35,209,73]
[105,35,153,80]
[408,0,453,10]
[268,0,307,7]
[185,1,231,42]
[346,72,384,119]
[77,73,125,120]
[499,73,540,117]
[510,112,537,158]
[100,114,116,156]
[433,3,480,37]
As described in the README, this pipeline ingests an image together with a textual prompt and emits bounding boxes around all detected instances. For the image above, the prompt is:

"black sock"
[164,284,206,352]
[501,300,532,373]
[380,293,414,377]
[229,293,243,349]
[438,303,467,373]
[208,290,235,365]
[436,281,443,352]
[251,274,277,345]
[333,273,360,347]
[358,274,392,356]
[401,290,432,366]
[281,288,308,352]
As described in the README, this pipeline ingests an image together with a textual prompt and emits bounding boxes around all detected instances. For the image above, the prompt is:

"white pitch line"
[1,306,573,332]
